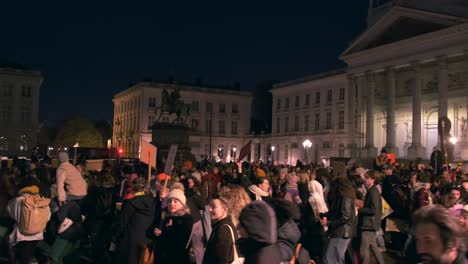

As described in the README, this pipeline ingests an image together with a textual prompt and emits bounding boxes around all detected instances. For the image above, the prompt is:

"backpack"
[19,194,51,235]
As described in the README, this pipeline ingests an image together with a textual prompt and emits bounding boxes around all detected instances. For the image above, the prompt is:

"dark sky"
[0,1,368,124]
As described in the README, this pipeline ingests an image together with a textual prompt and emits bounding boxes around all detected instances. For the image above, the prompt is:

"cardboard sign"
[140,140,157,169]
[164,144,178,175]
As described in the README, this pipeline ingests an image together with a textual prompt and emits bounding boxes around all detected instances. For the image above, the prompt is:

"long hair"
[329,176,356,201]
[220,185,251,227]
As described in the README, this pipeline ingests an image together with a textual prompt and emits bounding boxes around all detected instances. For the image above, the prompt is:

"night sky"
[0,1,368,124]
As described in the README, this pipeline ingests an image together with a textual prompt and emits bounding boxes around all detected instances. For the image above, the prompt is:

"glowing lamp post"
[302,139,312,164]
[271,145,275,164]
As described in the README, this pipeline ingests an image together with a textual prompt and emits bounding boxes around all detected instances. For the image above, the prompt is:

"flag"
[237,140,251,161]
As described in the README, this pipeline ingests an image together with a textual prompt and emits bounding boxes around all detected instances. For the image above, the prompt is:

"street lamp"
[449,137,457,145]
[271,145,275,164]
[302,139,312,164]
[232,147,237,161]
[73,142,79,165]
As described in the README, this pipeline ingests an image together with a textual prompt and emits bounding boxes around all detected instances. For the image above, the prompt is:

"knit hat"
[280,167,288,175]
[167,189,186,207]
[58,152,69,163]
[170,182,185,191]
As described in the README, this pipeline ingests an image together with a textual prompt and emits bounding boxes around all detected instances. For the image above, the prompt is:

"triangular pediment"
[341,6,468,57]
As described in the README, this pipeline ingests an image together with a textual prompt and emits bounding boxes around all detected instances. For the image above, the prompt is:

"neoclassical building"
[0,66,42,157]
[254,0,468,164]
[112,82,252,161]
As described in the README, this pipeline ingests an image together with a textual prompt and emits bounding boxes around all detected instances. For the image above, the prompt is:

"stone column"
[438,56,448,118]
[457,51,468,160]
[347,74,358,158]
[384,68,398,156]
[361,72,378,160]
[408,63,427,159]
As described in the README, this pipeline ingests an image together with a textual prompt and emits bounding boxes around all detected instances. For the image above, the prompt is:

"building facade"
[0,67,42,157]
[261,0,468,164]
[112,82,253,161]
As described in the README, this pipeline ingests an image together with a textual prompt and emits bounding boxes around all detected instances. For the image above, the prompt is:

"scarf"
[248,185,270,200]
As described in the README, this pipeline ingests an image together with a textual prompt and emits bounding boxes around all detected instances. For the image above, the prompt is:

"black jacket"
[202,216,237,264]
[155,210,193,264]
[358,185,382,231]
[328,196,356,239]
[120,194,155,246]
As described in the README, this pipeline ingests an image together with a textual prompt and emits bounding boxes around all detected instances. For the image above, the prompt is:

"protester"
[358,170,385,264]
[118,177,155,264]
[413,205,467,264]
[247,177,270,201]
[202,195,237,264]
[56,152,87,207]
[238,200,280,264]
[153,188,193,264]
[323,176,357,264]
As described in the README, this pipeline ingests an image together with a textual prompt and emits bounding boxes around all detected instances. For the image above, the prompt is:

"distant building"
[0,66,43,157]
[112,82,253,161]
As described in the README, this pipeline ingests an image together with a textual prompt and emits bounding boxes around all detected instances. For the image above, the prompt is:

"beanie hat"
[58,152,69,163]
[280,167,288,175]
[167,189,186,207]
[170,182,185,191]
[239,200,277,244]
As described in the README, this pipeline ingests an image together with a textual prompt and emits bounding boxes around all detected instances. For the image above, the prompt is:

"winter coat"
[327,196,356,239]
[202,216,237,264]
[120,194,155,247]
[56,162,87,202]
[277,220,301,262]
[239,238,280,264]
[155,209,193,264]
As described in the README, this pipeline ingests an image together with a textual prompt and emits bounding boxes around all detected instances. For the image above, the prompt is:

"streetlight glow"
[449,137,457,145]
[302,139,312,149]
[271,146,275,152]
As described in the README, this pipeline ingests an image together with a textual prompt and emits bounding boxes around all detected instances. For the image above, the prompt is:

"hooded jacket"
[238,200,281,264]
[277,220,301,261]
[120,194,155,246]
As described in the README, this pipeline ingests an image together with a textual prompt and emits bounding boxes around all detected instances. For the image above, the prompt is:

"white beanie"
[167,189,186,207]
[58,152,70,163]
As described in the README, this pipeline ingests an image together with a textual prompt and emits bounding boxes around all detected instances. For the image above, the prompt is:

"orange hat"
[157,173,171,181]
[183,160,193,169]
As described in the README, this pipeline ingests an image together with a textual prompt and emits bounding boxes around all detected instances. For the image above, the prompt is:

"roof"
[114,81,253,99]
[272,68,346,89]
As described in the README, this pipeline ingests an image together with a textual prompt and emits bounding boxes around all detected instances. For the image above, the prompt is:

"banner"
[140,140,157,169]
[237,140,251,161]
[164,144,178,175]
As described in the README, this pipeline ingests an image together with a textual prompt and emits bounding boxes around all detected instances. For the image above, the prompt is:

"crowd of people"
[0,149,467,264]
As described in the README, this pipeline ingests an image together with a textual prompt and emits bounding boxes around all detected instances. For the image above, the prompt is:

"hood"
[128,195,154,216]
[239,200,277,244]
[277,220,301,260]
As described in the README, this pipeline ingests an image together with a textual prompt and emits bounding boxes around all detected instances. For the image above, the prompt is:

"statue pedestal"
[151,122,196,170]
[407,144,427,160]
[455,137,468,161]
